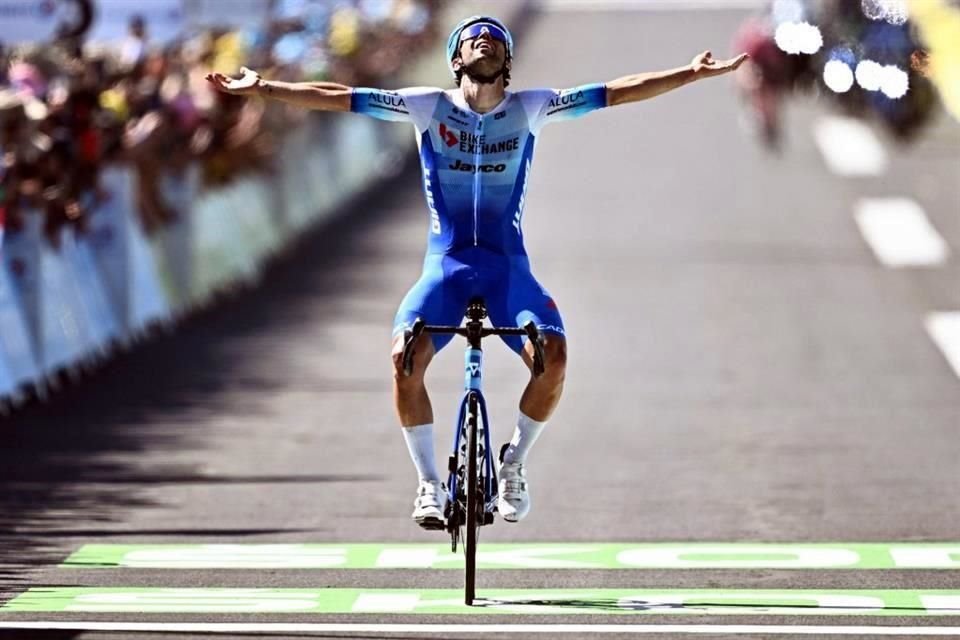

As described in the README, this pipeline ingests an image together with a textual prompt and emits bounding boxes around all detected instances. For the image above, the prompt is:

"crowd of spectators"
[0,0,441,246]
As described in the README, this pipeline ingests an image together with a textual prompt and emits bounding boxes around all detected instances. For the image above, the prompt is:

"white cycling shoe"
[497,446,531,523]
[412,479,447,530]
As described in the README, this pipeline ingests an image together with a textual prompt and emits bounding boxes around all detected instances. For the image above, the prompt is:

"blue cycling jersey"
[351,84,607,257]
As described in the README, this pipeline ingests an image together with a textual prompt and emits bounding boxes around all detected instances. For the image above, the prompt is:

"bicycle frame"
[447,348,497,512]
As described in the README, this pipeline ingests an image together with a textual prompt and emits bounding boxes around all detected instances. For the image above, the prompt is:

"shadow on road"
[0,162,417,596]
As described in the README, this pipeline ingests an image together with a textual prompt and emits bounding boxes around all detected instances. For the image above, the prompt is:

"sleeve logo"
[368,92,407,110]
[548,89,585,109]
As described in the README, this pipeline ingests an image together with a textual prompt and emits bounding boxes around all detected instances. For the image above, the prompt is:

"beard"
[461,56,508,84]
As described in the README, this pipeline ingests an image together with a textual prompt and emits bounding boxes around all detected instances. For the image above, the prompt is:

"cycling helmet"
[446,15,514,79]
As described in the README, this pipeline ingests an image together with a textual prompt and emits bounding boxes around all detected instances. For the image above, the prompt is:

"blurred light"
[823,60,855,93]
[828,45,858,66]
[855,60,910,98]
[861,0,910,25]
[856,59,885,90]
[774,22,823,55]
[772,0,805,23]
[880,64,910,98]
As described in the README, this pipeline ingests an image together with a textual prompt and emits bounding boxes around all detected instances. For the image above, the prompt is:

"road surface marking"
[854,198,949,267]
[62,543,960,569]
[926,313,960,379]
[1,622,960,635]
[814,116,888,176]
[4,588,960,615]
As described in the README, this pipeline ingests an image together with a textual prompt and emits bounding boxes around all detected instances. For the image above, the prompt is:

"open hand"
[691,51,749,77]
[205,66,262,96]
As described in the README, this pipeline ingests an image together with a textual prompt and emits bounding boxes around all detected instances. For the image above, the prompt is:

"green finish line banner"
[62,543,960,570]
[5,588,960,615]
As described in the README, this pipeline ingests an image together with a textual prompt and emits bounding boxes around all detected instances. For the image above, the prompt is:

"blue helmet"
[446,15,514,79]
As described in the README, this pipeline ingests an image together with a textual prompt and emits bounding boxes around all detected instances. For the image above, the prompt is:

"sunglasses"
[459,22,508,45]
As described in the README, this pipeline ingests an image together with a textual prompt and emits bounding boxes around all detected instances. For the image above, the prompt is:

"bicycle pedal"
[416,515,447,531]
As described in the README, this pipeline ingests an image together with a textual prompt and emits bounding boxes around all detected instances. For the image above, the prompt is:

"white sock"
[502,411,547,464]
[401,423,440,483]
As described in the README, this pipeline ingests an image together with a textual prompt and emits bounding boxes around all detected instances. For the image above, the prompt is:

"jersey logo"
[538,324,566,336]
[449,159,506,173]
[439,123,458,147]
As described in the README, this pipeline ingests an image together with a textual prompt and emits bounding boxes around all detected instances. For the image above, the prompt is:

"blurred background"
[0,0,958,621]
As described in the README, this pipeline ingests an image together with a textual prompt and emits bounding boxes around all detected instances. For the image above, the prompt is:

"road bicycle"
[401,297,545,605]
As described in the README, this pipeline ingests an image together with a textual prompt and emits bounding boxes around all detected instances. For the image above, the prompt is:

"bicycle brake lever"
[522,321,546,378]
[402,318,426,377]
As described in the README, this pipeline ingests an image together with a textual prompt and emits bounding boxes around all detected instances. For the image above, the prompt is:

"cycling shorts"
[392,248,565,355]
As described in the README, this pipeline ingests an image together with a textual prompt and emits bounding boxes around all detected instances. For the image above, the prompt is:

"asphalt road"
[2,3,959,639]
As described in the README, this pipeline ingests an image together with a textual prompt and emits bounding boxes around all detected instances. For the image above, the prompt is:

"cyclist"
[207,16,747,529]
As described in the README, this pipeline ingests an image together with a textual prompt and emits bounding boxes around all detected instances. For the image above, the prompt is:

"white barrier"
[0,114,406,404]
[0,251,39,399]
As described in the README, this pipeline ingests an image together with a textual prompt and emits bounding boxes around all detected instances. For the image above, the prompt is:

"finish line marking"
[1,622,960,636]
[62,543,960,569]
[4,588,960,615]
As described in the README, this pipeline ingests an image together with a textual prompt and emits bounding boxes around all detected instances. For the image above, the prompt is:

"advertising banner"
[124,204,171,334]
[38,228,93,373]
[0,255,39,390]
[3,211,44,374]
[153,169,197,314]
[87,167,131,333]
[66,230,121,355]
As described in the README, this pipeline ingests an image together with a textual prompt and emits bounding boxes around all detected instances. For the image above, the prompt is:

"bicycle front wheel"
[464,391,480,606]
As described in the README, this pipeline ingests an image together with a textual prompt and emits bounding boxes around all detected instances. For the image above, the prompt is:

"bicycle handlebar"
[401,318,546,378]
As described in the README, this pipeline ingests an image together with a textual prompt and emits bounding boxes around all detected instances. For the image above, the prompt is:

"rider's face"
[455,28,507,76]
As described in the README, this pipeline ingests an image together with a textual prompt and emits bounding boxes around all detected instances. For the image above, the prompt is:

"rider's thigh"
[486,263,566,355]
[393,255,471,355]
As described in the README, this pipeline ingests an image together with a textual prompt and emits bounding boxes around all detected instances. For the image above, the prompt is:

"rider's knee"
[541,338,567,384]
[392,334,433,383]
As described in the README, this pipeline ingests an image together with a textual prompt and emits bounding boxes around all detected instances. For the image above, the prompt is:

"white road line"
[926,312,960,379]
[813,116,888,176]
[854,198,950,267]
[539,0,765,11]
[1,623,959,636]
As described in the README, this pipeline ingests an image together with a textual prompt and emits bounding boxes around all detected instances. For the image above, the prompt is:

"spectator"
[0,0,441,247]
[120,15,148,70]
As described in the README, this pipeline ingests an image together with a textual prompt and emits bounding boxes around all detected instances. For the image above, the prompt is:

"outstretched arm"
[606,51,748,107]
[206,67,352,112]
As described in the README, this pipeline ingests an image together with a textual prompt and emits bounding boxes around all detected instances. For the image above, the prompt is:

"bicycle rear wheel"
[464,391,480,606]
